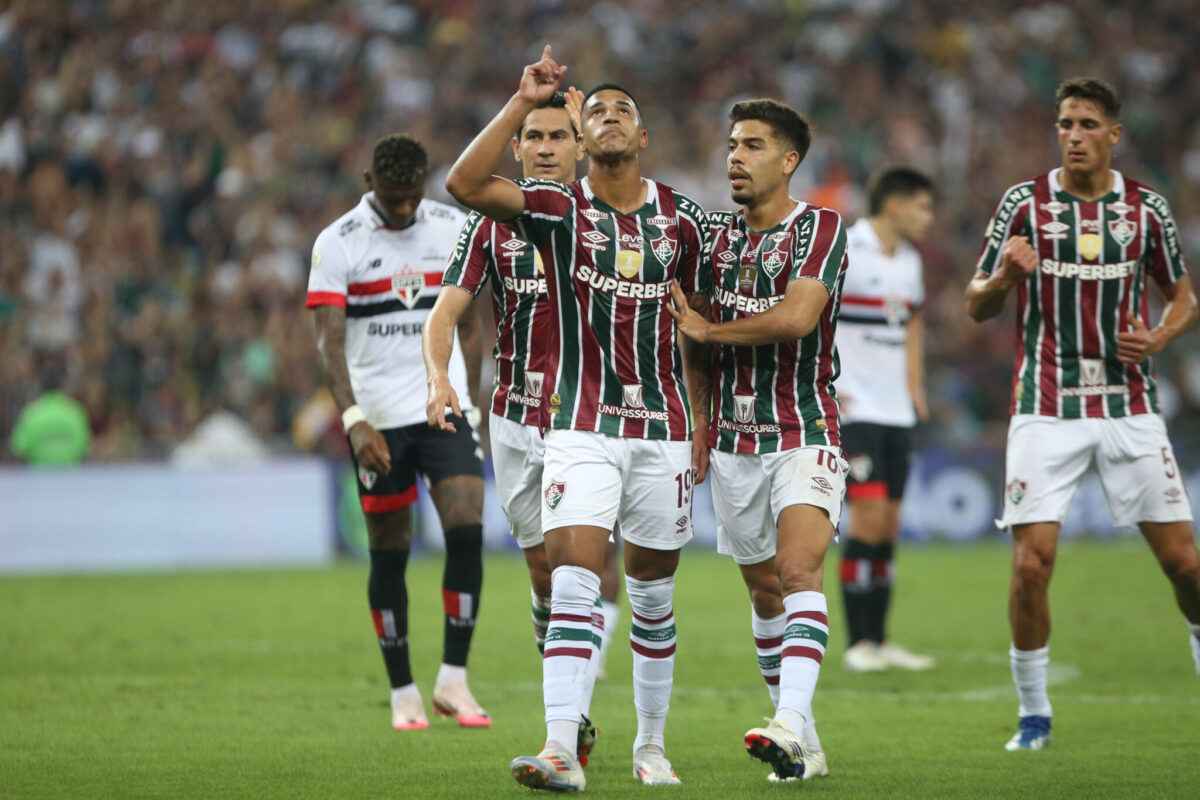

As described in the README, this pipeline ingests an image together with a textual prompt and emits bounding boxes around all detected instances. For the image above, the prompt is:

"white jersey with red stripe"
[306,193,473,430]
[836,218,924,428]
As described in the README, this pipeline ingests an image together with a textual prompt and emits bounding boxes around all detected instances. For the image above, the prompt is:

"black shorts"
[841,422,911,501]
[349,415,484,513]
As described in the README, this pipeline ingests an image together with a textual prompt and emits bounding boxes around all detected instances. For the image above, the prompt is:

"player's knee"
[1157,546,1200,588]
[1013,546,1054,587]
[366,511,412,550]
[778,560,822,595]
[625,573,674,615]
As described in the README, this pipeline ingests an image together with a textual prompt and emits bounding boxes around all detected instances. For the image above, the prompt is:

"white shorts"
[710,446,848,565]
[999,413,1193,529]
[540,429,694,551]
[490,413,546,549]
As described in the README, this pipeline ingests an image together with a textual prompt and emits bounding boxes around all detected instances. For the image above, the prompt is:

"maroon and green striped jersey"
[704,203,848,454]
[514,177,707,440]
[443,183,551,425]
[976,169,1188,418]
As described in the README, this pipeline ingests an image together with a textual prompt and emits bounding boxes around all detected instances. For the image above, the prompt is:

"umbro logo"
[582,231,610,244]
[500,239,527,256]
[717,251,736,263]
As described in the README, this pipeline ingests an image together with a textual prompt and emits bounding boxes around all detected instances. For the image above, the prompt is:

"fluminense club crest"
[545,479,566,510]
[1109,217,1136,247]
[392,268,423,309]
[761,249,787,278]
[1006,479,1027,505]
[651,236,677,264]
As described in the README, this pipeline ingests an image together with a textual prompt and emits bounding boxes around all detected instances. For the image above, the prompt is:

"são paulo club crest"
[391,267,423,309]
[358,466,378,490]
[651,235,676,265]
[544,479,566,510]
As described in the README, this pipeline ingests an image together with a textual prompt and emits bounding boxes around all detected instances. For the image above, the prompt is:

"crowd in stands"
[3,0,1200,462]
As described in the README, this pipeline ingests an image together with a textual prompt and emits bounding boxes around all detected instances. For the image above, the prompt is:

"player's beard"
[731,183,754,205]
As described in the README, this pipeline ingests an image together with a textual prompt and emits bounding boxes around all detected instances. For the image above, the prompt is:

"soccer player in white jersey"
[836,167,937,673]
[446,46,710,791]
[424,92,623,765]
[965,77,1200,751]
[307,135,491,732]
[669,98,848,783]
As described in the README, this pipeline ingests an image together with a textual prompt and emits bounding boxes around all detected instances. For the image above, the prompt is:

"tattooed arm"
[313,305,391,474]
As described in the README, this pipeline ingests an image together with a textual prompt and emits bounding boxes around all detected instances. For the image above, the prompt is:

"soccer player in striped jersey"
[307,135,490,732]
[424,92,623,764]
[965,77,1200,751]
[836,168,937,673]
[669,99,848,783]
[447,46,709,791]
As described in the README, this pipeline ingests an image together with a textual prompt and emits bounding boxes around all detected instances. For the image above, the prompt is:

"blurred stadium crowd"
[3,0,1200,462]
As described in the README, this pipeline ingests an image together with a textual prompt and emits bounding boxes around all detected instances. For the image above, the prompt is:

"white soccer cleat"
[391,690,429,731]
[843,641,889,672]
[431,681,491,728]
[765,749,828,782]
[877,642,936,671]
[510,745,586,792]
[633,745,681,785]
[745,717,807,781]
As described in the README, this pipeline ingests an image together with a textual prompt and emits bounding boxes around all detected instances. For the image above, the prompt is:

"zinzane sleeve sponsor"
[674,194,709,294]
[443,212,492,297]
[305,228,349,308]
[790,207,847,294]
[1143,192,1188,288]
[974,183,1033,276]
[513,180,573,248]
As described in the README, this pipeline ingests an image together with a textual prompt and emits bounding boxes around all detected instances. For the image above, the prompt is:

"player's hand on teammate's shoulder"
[666,280,711,344]
[349,421,392,474]
[998,236,1038,285]
[519,44,568,106]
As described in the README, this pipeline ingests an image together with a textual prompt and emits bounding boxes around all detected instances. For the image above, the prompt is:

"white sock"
[751,607,785,710]
[597,598,620,670]
[531,588,552,652]
[776,591,828,735]
[580,598,604,717]
[543,565,602,756]
[1188,623,1200,675]
[435,663,466,689]
[626,574,676,753]
[391,683,420,709]
[1009,644,1052,718]
[802,721,823,753]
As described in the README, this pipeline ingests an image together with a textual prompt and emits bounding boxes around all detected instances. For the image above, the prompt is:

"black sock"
[441,524,483,667]
[368,548,412,688]
[840,539,874,647]
[868,542,894,644]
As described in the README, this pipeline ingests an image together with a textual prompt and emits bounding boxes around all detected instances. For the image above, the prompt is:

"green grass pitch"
[2,540,1198,798]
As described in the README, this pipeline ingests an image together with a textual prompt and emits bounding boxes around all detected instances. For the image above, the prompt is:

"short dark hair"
[518,91,578,138]
[728,99,811,165]
[1055,77,1121,122]
[583,82,641,115]
[867,167,936,216]
[370,134,427,185]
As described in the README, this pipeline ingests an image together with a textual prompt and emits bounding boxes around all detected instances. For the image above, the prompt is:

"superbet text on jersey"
[705,204,848,454]
[307,194,473,429]
[513,177,707,441]
[443,180,552,426]
[976,169,1188,419]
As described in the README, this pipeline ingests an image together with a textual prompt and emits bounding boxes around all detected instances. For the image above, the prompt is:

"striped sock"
[627,575,677,753]
[597,598,620,671]
[1010,644,1052,718]
[776,591,828,736]
[751,608,784,709]
[531,588,551,655]
[580,598,605,718]
[543,566,601,755]
[368,548,412,688]
[441,524,482,667]
[868,543,894,643]
[840,539,873,645]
